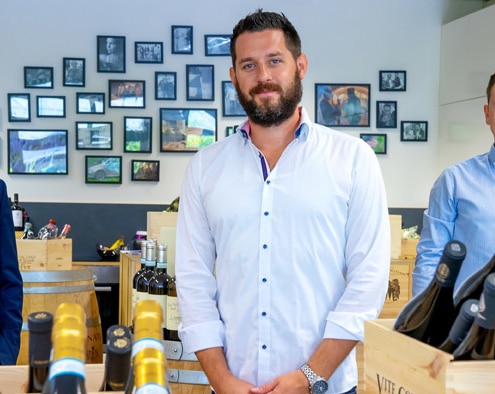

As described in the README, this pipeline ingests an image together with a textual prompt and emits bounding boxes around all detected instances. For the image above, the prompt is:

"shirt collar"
[490,144,495,166]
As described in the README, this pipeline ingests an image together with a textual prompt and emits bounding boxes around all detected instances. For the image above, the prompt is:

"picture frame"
[315,83,370,127]
[222,81,246,117]
[109,80,145,108]
[8,93,31,122]
[85,155,122,184]
[24,66,53,89]
[186,64,214,101]
[155,71,177,100]
[124,116,152,153]
[360,133,387,155]
[160,108,217,152]
[76,122,113,150]
[131,160,160,182]
[97,35,126,73]
[36,96,65,118]
[63,57,85,87]
[226,125,238,137]
[8,129,68,175]
[76,92,105,114]
[135,41,163,64]
[379,70,406,92]
[400,121,428,142]
[376,100,397,129]
[204,34,231,56]
[171,25,193,54]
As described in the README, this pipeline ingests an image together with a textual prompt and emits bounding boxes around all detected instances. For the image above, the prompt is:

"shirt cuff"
[179,320,225,354]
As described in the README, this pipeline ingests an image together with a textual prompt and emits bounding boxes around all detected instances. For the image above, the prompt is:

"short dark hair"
[230,9,301,68]
[487,72,495,103]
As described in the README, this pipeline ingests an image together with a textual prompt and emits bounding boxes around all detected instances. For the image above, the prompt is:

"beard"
[234,70,303,127]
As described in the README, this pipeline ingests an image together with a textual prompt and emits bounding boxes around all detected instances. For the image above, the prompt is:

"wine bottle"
[27,311,53,393]
[453,273,495,360]
[136,240,157,304]
[99,325,132,392]
[42,303,87,394]
[11,192,24,231]
[149,243,170,339]
[166,275,181,341]
[57,224,71,239]
[133,348,170,394]
[21,221,36,239]
[394,240,466,346]
[38,219,58,240]
[437,299,478,353]
[131,241,148,324]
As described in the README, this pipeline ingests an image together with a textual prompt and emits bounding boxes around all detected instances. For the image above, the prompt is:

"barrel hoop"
[21,268,93,283]
[23,284,95,294]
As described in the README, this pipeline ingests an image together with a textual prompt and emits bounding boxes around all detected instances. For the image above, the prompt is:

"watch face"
[312,380,328,393]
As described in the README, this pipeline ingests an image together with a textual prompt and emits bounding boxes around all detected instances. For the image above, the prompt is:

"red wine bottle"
[453,273,495,360]
[99,325,132,391]
[394,240,466,346]
[437,299,478,353]
[27,311,53,393]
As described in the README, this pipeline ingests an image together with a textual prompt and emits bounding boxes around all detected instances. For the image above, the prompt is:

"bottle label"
[12,210,23,227]
[148,293,167,328]
[166,296,181,331]
[48,358,85,380]
[136,384,170,394]
[132,338,165,358]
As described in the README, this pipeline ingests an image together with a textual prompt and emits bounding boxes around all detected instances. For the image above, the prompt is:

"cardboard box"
[16,239,72,271]
[401,238,419,259]
[363,319,495,393]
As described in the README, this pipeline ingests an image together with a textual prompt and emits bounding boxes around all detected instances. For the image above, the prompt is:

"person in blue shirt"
[412,72,495,297]
[0,179,23,365]
[175,9,390,394]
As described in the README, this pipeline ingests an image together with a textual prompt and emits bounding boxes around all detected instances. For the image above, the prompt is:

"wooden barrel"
[17,266,103,365]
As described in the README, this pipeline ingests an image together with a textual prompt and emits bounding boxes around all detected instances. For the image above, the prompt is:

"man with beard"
[175,9,390,394]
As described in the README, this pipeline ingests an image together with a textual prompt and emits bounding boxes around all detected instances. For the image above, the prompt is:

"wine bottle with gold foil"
[134,348,170,394]
[166,275,180,341]
[27,311,53,393]
[99,325,132,392]
[42,303,87,394]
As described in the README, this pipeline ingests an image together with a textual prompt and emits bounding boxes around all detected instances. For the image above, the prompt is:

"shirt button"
[262,244,268,249]
[261,311,267,316]
[262,344,267,350]
[264,211,269,216]
[266,180,271,185]
[262,278,267,283]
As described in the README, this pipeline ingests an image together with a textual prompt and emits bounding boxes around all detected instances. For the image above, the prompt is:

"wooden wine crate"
[363,319,495,393]
[16,239,72,271]
[400,238,419,260]
[147,211,178,275]
[379,259,414,319]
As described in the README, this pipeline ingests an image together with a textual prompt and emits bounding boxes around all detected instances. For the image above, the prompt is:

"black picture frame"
[376,100,397,129]
[400,121,428,142]
[135,41,163,64]
[222,81,246,117]
[186,64,214,101]
[109,80,145,108]
[226,125,238,137]
[315,83,371,127]
[8,93,31,122]
[155,71,177,100]
[379,70,406,92]
[76,122,113,150]
[63,57,85,87]
[160,108,217,152]
[204,34,231,56]
[24,66,53,89]
[85,155,122,184]
[76,92,105,114]
[124,116,152,153]
[8,129,68,175]
[36,96,65,118]
[97,35,126,73]
[171,25,193,54]
[131,160,160,182]
[360,133,387,155]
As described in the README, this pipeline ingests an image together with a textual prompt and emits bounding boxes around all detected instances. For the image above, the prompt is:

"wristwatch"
[300,363,328,394]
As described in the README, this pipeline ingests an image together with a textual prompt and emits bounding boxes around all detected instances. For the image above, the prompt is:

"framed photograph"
[379,70,406,92]
[109,80,145,108]
[97,35,126,73]
[222,81,246,117]
[36,96,65,118]
[160,108,217,152]
[8,93,31,122]
[63,57,85,87]
[124,116,152,153]
[135,41,163,64]
[8,129,68,174]
[76,122,113,150]
[24,66,53,89]
[400,121,428,142]
[85,156,122,184]
[186,64,214,101]
[315,83,370,127]
[204,34,231,56]
[376,101,397,129]
[131,160,160,182]
[76,92,105,114]
[172,25,193,54]
[360,133,387,155]
[155,71,177,100]
[226,125,238,137]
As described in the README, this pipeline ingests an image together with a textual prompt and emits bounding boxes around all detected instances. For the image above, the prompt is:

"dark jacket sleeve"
[0,180,23,365]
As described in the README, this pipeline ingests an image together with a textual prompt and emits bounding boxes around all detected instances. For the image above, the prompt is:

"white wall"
[0,0,448,207]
